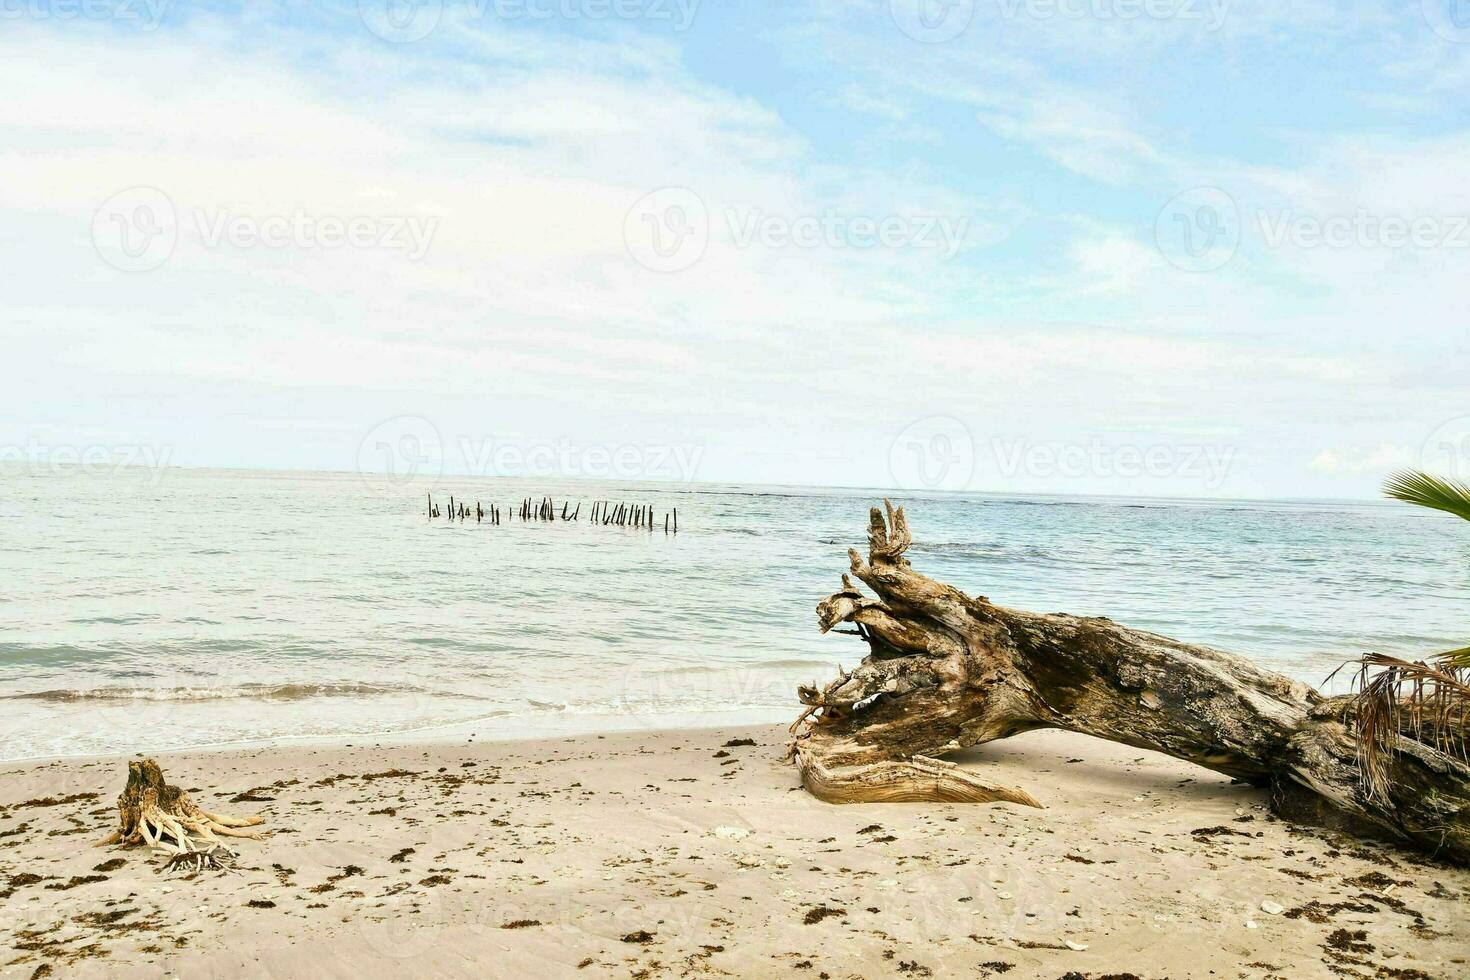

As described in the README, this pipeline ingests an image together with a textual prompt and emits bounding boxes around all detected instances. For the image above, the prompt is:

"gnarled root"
[100,759,267,873]
[797,750,1042,807]
[163,843,240,878]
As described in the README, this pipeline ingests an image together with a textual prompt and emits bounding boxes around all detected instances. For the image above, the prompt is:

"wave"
[747,658,831,671]
[9,682,426,704]
[525,698,568,711]
[917,541,1056,561]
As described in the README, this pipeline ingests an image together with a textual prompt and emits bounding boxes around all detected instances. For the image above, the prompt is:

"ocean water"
[1,467,1466,762]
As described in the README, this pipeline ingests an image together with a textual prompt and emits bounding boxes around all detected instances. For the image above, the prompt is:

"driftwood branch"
[791,502,1470,865]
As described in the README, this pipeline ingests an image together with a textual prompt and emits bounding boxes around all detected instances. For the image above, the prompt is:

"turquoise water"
[1,467,1466,761]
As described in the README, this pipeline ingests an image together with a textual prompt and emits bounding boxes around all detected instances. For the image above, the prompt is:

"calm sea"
[2,467,1466,761]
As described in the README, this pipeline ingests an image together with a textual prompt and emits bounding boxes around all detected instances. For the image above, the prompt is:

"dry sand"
[1,725,1467,979]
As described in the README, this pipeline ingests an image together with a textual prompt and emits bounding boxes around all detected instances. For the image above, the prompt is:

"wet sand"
[1,726,1467,979]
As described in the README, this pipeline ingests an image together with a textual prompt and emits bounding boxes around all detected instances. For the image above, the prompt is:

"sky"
[2,0,1468,499]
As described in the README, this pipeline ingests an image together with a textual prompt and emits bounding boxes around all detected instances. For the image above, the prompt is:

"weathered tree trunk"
[100,759,267,875]
[790,502,1470,865]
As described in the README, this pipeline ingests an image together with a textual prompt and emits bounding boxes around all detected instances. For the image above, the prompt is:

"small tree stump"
[100,759,267,874]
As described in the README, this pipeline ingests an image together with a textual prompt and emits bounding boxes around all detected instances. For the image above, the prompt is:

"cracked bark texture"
[791,502,1470,865]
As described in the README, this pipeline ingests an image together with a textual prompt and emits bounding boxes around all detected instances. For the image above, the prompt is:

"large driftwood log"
[790,502,1470,865]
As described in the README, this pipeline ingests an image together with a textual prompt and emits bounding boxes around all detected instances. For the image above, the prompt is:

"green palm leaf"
[1383,469,1470,522]
[1440,646,1470,670]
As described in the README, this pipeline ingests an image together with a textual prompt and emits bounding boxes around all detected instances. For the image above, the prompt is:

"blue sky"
[2,0,1468,498]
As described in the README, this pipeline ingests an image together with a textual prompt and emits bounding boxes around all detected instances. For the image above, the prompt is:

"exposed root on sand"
[99,759,266,875]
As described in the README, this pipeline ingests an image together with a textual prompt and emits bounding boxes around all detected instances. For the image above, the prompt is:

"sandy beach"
[2,725,1467,979]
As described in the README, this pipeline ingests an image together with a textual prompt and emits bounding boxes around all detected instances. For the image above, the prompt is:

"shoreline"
[0,706,798,768]
[2,725,1467,978]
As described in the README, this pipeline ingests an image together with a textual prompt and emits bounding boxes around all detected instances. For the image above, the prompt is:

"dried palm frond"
[1383,469,1470,523]
[1337,652,1470,801]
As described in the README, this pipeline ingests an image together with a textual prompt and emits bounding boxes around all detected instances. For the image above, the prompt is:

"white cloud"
[1,7,1465,496]
[1068,235,1158,294]
[1309,445,1414,475]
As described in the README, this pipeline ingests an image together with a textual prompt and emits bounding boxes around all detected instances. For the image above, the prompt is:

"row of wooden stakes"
[427,494,679,533]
